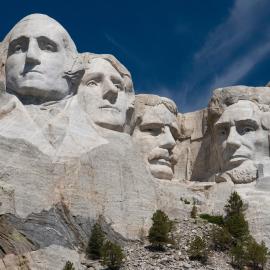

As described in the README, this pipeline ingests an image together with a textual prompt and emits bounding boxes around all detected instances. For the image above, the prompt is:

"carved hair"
[135,94,178,115]
[130,94,178,134]
[208,86,270,129]
[0,14,85,93]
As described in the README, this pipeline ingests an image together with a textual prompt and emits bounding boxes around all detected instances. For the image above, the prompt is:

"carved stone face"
[213,100,269,172]
[132,104,178,180]
[6,18,70,100]
[81,58,127,132]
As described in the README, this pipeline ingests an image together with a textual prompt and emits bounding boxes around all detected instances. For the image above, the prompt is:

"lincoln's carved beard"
[226,163,257,184]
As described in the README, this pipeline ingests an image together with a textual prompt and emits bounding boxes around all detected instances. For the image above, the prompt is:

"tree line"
[62,191,269,270]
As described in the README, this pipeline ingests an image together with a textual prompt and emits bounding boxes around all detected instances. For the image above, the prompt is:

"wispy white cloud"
[175,0,270,113]
[104,33,145,66]
[207,40,270,92]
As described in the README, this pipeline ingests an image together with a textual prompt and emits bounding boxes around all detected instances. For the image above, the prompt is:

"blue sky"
[1,0,270,113]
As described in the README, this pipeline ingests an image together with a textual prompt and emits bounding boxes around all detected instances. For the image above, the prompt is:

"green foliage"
[190,202,197,219]
[187,236,209,264]
[199,214,224,226]
[210,225,233,251]
[229,242,246,269]
[246,239,269,269]
[62,261,75,270]
[87,221,105,260]
[224,191,244,217]
[148,210,174,249]
[224,214,249,241]
[203,191,270,269]
[184,199,190,204]
[100,241,125,270]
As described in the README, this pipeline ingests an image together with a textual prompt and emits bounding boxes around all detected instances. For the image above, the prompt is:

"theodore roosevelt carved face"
[80,54,134,132]
[131,95,178,180]
[5,14,83,102]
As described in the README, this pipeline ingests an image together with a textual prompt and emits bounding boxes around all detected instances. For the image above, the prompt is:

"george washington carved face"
[5,14,83,101]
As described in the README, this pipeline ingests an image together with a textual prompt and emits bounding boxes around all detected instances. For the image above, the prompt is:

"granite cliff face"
[0,13,270,269]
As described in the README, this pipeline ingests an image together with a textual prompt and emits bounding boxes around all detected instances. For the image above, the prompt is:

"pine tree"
[191,202,197,219]
[224,214,249,241]
[229,242,246,269]
[100,241,125,270]
[87,221,105,259]
[246,239,268,269]
[210,225,232,251]
[148,210,173,250]
[62,261,75,270]
[187,236,209,264]
[224,191,244,217]
[258,240,269,270]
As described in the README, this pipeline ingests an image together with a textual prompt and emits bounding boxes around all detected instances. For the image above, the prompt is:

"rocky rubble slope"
[81,217,270,270]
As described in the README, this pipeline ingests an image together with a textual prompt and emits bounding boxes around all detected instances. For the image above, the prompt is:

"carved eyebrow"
[214,121,231,129]
[37,36,57,48]
[235,119,259,128]
[9,36,28,47]
[83,72,104,82]
[110,74,124,84]
[214,118,260,130]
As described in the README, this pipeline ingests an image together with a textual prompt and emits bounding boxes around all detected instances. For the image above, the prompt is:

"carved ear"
[64,55,85,88]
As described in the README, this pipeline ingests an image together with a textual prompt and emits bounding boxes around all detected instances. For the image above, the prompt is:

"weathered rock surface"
[1,13,270,270]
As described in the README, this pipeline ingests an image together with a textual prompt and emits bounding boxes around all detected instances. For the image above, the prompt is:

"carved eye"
[45,45,54,51]
[114,84,121,89]
[219,129,227,136]
[244,126,254,133]
[145,128,162,136]
[87,80,98,86]
[15,45,21,52]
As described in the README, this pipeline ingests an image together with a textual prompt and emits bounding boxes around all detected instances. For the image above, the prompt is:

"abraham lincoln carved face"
[209,86,270,184]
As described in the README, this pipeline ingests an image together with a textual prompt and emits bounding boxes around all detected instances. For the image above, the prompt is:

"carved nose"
[226,127,242,150]
[159,126,176,150]
[26,38,41,64]
[102,79,118,101]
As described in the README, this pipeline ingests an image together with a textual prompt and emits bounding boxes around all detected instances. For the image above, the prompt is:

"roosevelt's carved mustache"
[148,148,177,165]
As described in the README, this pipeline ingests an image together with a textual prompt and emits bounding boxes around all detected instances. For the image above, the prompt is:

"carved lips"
[148,148,177,168]
[99,104,121,112]
[21,70,43,76]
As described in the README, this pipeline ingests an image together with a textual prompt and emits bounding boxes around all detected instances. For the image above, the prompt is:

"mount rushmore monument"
[0,13,270,269]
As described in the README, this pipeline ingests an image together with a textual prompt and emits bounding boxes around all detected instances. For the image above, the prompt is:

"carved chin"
[226,163,257,184]
[148,164,173,180]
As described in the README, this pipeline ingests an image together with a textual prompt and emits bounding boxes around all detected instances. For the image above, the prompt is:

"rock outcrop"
[1,13,270,270]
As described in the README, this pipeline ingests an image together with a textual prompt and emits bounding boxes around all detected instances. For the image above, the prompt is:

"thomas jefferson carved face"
[81,58,128,132]
[6,16,72,100]
[132,103,178,180]
[213,100,269,173]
